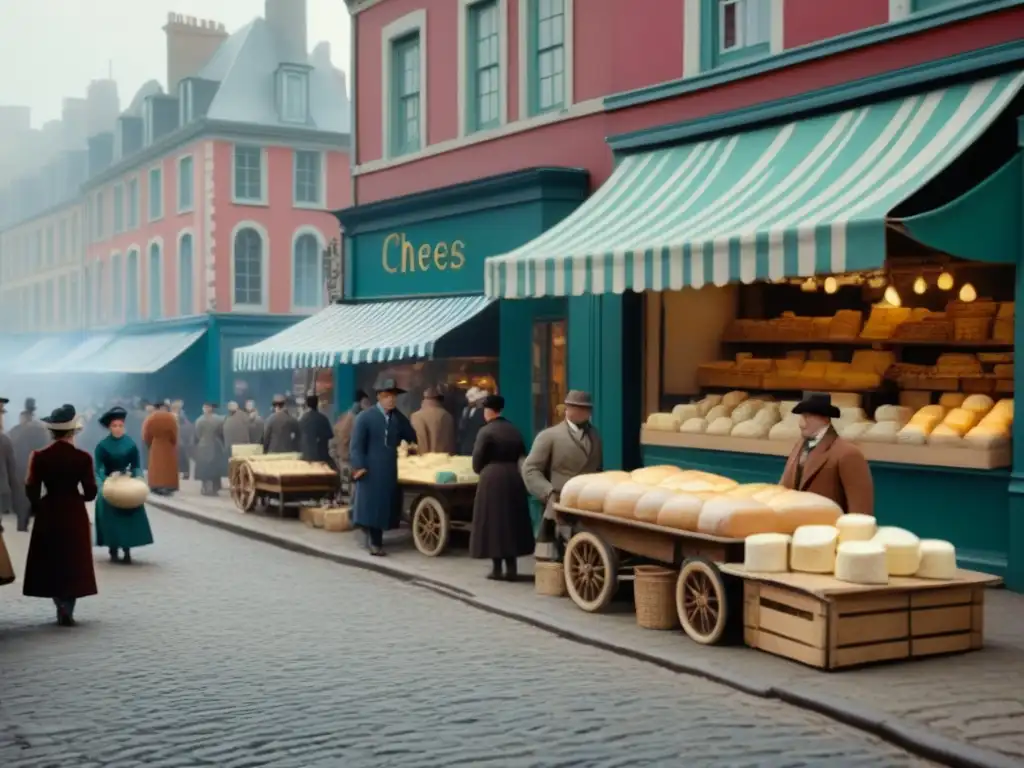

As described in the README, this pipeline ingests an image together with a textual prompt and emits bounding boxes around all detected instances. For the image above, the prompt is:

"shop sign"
[381,233,467,275]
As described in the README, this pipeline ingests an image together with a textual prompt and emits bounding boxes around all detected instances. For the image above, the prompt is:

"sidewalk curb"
[150,498,1016,768]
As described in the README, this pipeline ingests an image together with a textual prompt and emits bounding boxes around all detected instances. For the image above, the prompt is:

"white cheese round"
[706,416,734,436]
[602,482,651,518]
[680,417,709,434]
[836,513,877,543]
[744,533,791,573]
[872,526,922,576]
[671,403,700,423]
[645,413,681,432]
[705,405,733,422]
[789,525,839,573]
[731,420,770,439]
[835,541,889,585]
[915,539,958,580]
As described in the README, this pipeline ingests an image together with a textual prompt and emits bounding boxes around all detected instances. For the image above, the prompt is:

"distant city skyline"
[0,0,351,128]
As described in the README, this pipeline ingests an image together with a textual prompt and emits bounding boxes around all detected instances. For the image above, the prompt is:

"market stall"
[230,456,339,515]
[397,449,479,557]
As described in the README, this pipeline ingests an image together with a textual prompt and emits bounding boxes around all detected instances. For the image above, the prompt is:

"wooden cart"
[554,504,745,645]
[401,480,477,557]
[231,458,339,515]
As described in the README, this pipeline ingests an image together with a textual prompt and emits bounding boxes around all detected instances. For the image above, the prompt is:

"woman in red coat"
[23,404,98,626]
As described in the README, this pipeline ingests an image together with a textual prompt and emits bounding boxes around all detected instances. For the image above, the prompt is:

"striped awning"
[74,330,206,374]
[9,335,84,375]
[485,71,1024,299]
[28,334,116,374]
[233,295,494,372]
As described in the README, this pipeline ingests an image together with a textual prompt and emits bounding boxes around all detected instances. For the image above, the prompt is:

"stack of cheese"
[397,453,479,485]
[923,395,1012,449]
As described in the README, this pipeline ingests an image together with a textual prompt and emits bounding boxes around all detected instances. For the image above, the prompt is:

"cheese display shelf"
[720,564,1001,670]
[398,452,479,557]
[230,457,339,515]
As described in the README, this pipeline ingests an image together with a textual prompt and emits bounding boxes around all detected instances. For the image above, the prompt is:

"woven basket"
[634,565,679,630]
[535,561,567,597]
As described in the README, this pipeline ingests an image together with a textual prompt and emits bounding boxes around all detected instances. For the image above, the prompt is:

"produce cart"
[231,457,338,515]
[553,504,745,645]
[400,480,478,557]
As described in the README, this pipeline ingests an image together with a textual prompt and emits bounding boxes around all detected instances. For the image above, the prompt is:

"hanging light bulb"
[800,278,817,293]
[824,276,838,294]
[937,272,954,291]
[883,285,902,307]
[913,276,927,295]
[959,283,977,303]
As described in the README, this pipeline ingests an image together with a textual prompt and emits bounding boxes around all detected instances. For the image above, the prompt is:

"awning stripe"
[74,330,206,374]
[29,334,116,374]
[485,71,1024,298]
[232,295,495,372]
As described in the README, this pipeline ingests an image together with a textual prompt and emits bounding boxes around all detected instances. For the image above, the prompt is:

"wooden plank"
[912,633,973,657]
[758,606,826,649]
[911,587,975,608]
[601,525,677,563]
[833,640,911,668]
[912,605,973,636]
[971,589,985,650]
[836,611,909,646]
[719,565,1001,597]
[757,583,827,616]
[746,628,827,668]
[834,593,909,615]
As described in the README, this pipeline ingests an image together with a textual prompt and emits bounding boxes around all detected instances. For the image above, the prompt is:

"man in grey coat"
[0,397,22,531]
[223,401,252,455]
[522,390,603,560]
[246,400,264,444]
[193,402,226,496]
[263,394,300,454]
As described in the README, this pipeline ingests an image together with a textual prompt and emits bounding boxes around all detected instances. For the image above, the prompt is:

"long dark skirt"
[469,461,535,559]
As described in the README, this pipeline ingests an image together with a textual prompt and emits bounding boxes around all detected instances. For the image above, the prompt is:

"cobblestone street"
[0,509,934,767]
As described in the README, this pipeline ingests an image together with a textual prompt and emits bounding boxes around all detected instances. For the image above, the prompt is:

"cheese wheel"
[872,526,922,576]
[731,400,763,423]
[721,390,749,409]
[839,407,868,423]
[991,398,1014,422]
[961,394,994,415]
[927,424,966,447]
[707,417,734,436]
[726,483,784,499]
[875,405,913,425]
[769,420,801,442]
[744,533,790,573]
[839,421,873,441]
[896,422,934,446]
[705,405,733,422]
[630,465,682,486]
[764,490,843,534]
[731,420,770,439]
[602,482,650,518]
[780,400,800,418]
[915,539,958,579]
[790,525,839,573]
[754,403,781,425]
[964,423,1011,449]
[645,413,681,432]
[680,417,709,434]
[559,473,601,508]
[942,407,980,434]
[656,493,705,531]
[575,478,621,512]
[697,497,776,538]
[633,489,677,523]
[836,513,877,543]
[671,404,699,423]
[858,421,900,443]
[938,393,966,410]
[829,392,864,409]
[834,541,889,585]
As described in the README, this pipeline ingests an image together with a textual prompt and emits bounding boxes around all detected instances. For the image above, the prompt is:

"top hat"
[42,404,79,431]
[373,376,406,395]
[564,390,594,408]
[792,393,841,420]
[99,406,128,429]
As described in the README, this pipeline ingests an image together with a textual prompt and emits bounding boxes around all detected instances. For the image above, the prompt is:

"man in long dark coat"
[263,394,300,454]
[223,402,251,455]
[350,378,416,556]
[246,400,264,444]
[193,402,226,495]
[9,401,49,531]
[457,387,487,455]
[299,394,335,467]
[0,397,20,531]
[172,400,194,479]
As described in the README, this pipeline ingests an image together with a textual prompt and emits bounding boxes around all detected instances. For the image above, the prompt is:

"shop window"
[391,33,422,156]
[355,358,499,419]
[705,0,770,70]
[233,145,265,203]
[148,166,163,221]
[532,319,567,434]
[112,252,123,321]
[179,233,194,316]
[233,227,264,307]
[292,232,324,309]
[467,0,501,132]
[148,242,162,320]
[528,0,566,115]
[126,249,140,322]
[293,150,322,206]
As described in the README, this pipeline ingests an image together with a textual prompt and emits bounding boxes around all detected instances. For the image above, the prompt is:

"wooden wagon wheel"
[676,558,729,645]
[231,462,258,512]
[563,530,618,613]
[411,496,451,557]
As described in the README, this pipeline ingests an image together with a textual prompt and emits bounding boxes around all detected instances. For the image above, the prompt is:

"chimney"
[265,0,308,63]
[164,12,229,94]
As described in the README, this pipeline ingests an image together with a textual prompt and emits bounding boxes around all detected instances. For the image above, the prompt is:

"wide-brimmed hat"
[42,404,79,431]
[0,396,8,414]
[422,387,444,401]
[373,376,406,394]
[792,393,841,420]
[99,406,128,428]
[564,390,593,408]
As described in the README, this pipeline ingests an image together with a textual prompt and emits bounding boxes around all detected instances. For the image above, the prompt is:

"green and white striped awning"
[233,295,495,372]
[485,71,1024,299]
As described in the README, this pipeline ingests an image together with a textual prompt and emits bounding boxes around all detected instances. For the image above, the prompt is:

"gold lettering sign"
[380,233,466,275]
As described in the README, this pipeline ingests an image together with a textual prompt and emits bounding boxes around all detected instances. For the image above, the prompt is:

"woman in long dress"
[94,406,154,564]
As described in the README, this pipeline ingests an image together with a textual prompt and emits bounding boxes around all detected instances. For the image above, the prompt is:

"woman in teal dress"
[94,406,154,564]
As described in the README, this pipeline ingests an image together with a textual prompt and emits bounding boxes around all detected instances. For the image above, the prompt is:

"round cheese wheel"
[835,541,888,585]
[721,390,749,409]
[630,465,682,486]
[706,417,734,436]
[671,404,700,423]
[705,405,732,422]
[559,473,601,508]
[744,533,790,573]
[602,482,650,518]
[680,417,709,434]
[731,400,763,423]
[961,394,994,415]
[874,405,913,425]
[645,413,681,432]
[836,513,877,543]
[790,525,839,573]
[633,489,677,523]
[769,421,801,442]
[872,526,922,576]
[731,420,770,439]
[656,493,705,531]
[927,424,966,447]
[858,421,900,443]
[764,490,843,533]
[839,421,873,441]
[575,478,621,512]
[697,497,776,538]
[938,393,965,410]
[915,539,957,580]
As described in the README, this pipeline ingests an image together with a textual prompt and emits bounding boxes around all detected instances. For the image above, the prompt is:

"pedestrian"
[9,399,49,531]
[299,394,335,466]
[194,402,226,496]
[22,404,98,626]
[172,400,194,479]
[94,405,155,564]
[349,377,417,557]
[330,389,369,468]
[522,390,603,560]
[457,387,488,455]
[411,387,457,455]
[780,393,874,515]
[223,401,251,455]
[246,400,264,444]
[0,396,21,532]
[263,394,300,454]
[143,400,180,497]
[469,395,534,581]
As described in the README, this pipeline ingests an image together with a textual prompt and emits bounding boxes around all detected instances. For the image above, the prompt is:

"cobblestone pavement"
[145,482,1024,765]
[0,508,933,768]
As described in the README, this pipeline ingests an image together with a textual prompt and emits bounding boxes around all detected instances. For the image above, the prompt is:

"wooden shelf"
[721,337,1013,349]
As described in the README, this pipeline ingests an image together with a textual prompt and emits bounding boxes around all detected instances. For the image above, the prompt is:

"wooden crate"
[734,570,995,670]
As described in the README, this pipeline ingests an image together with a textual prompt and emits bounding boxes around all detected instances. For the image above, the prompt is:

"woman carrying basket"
[94,406,154,564]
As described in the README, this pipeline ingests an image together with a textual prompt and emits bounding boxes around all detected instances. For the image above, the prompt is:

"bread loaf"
[764,490,843,533]
[964,422,1011,449]
[645,413,681,432]
[839,407,868,423]
[633,489,677,523]
[927,424,966,446]
[769,420,801,442]
[659,470,737,495]
[991,398,1014,422]
[707,417,734,436]
[726,483,784,499]
[859,421,900,443]
[839,421,873,441]
[630,465,682,486]
[754,403,782,425]
[680,418,709,434]
[938,393,966,410]
[656,493,705,531]
[875,405,912,425]
[705,405,732,422]
[602,483,650,518]
[575,478,622,512]
[941,408,980,435]
[731,400,763,423]
[599,471,632,482]
[751,486,791,504]
[896,422,933,446]
[697,497,777,538]
[913,405,947,423]
[721,391,749,409]
[780,401,800,418]
[671,404,700,423]
[961,394,994,415]
[731,420,770,439]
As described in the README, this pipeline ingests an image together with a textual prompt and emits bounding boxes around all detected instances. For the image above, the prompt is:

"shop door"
[531,319,567,437]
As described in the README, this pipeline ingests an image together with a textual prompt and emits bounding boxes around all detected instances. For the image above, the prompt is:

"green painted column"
[1009,117,1024,592]
[333,364,356,415]
[204,315,221,406]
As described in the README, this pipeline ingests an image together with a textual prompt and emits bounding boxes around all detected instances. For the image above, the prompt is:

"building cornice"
[344,0,383,16]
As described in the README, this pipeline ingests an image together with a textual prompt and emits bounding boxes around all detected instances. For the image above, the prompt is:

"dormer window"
[277,65,310,124]
[179,79,194,125]
[143,98,155,147]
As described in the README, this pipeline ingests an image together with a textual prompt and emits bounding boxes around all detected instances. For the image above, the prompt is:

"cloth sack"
[103,474,150,509]
[0,533,14,586]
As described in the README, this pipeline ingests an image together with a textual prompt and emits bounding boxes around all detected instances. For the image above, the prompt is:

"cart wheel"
[564,531,618,613]
[232,463,257,512]
[676,558,729,645]
[412,496,450,557]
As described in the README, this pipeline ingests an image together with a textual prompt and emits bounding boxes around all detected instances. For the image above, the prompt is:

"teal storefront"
[484,54,1024,589]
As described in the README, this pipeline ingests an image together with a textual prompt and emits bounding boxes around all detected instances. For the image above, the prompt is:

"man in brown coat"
[780,393,874,515]
[142,401,180,496]
[410,388,456,455]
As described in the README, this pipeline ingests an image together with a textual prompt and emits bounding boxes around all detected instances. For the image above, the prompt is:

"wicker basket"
[535,561,567,597]
[633,566,679,630]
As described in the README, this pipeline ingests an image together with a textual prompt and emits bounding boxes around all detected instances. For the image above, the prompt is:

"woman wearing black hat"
[94,406,155,564]
[21,404,98,626]
[469,395,535,581]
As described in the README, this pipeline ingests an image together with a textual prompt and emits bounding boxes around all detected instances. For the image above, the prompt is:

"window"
[148,167,163,221]
[178,156,194,212]
[45,280,54,325]
[58,276,68,326]
[233,227,264,307]
[33,283,42,327]
[292,232,324,308]
[59,220,67,262]
[531,319,567,436]
[148,242,162,319]
[280,70,309,123]
[95,192,104,239]
[709,0,770,68]
[112,253,123,321]
[46,226,54,266]
[127,178,139,228]
[72,213,79,258]
[233,145,264,203]
[126,249,139,322]
[179,233,194,315]
[113,184,124,232]
[467,0,501,131]
[529,0,566,114]
[69,273,79,327]
[391,34,422,156]
[34,231,42,268]
[293,151,322,206]
[95,263,105,322]
[179,79,193,125]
